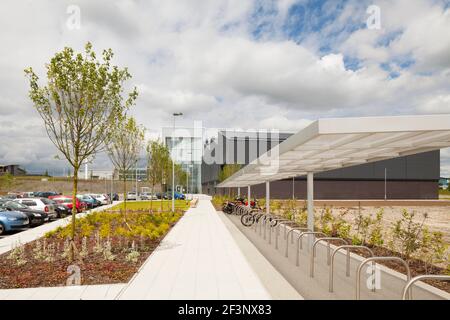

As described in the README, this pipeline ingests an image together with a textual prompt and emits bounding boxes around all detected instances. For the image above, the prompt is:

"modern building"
[163,126,204,193]
[202,130,441,199]
[0,164,26,176]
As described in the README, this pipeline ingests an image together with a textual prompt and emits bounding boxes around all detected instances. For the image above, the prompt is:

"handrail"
[401,275,450,300]
[285,228,311,257]
[296,232,326,266]
[329,245,374,293]
[356,256,411,300]
[310,237,348,277]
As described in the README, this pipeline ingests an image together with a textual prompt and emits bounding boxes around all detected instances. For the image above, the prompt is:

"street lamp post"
[172,112,183,212]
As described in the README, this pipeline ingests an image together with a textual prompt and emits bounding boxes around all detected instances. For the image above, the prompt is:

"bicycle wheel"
[241,213,254,227]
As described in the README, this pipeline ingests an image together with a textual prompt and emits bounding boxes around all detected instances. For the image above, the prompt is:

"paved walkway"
[117,198,301,300]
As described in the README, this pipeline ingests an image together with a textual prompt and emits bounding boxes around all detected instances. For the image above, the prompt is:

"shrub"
[419,228,448,273]
[368,209,384,247]
[390,210,427,260]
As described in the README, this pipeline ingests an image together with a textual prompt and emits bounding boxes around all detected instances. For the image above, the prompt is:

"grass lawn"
[112,200,190,211]
[439,189,450,196]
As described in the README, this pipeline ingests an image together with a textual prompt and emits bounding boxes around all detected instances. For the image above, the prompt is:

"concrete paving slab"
[118,199,299,300]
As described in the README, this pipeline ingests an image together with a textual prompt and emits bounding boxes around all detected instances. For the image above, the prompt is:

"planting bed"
[0,209,183,289]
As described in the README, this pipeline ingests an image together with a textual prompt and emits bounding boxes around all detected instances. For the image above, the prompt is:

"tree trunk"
[150,183,154,214]
[123,176,127,216]
[69,166,79,262]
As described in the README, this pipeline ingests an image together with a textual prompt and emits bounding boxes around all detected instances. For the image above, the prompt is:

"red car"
[49,196,86,213]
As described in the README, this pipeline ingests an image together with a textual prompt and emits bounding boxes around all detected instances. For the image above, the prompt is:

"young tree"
[107,115,145,220]
[25,42,137,260]
[147,140,170,212]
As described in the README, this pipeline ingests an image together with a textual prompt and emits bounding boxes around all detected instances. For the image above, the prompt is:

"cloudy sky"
[0,0,449,176]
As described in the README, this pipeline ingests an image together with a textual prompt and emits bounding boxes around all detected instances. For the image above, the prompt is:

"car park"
[14,198,57,219]
[0,208,29,235]
[0,199,48,226]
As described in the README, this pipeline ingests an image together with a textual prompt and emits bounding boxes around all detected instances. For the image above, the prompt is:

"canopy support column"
[266,181,270,215]
[247,185,251,207]
[237,187,240,197]
[307,172,314,248]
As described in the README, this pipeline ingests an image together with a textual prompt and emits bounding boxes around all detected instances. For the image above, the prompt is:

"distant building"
[163,126,204,194]
[202,130,441,200]
[113,168,147,181]
[0,164,26,176]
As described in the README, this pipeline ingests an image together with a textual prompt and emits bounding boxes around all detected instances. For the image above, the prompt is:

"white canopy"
[217,114,450,188]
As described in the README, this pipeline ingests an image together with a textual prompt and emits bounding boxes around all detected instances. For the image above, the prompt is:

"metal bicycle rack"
[280,221,297,239]
[310,237,348,278]
[295,232,326,266]
[261,214,276,239]
[285,228,311,258]
[401,275,450,300]
[356,256,411,300]
[252,212,265,231]
[268,218,289,245]
[267,218,290,247]
[329,245,374,293]
[275,221,298,250]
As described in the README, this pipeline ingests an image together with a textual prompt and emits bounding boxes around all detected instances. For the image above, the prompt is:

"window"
[22,201,37,206]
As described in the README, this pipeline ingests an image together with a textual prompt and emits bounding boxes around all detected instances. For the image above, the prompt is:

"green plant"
[352,208,373,245]
[126,241,140,263]
[102,239,115,261]
[8,241,27,266]
[368,209,384,246]
[331,209,351,239]
[319,207,334,236]
[390,210,427,260]
[419,228,448,273]
[80,236,89,258]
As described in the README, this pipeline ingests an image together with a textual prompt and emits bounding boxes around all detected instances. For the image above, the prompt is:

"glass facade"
[163,127,203,194]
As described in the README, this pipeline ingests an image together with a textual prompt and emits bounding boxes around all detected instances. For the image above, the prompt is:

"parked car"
[0,208,29,235]
[107,193,119,201]
[49,196,86,213]
[76,195,100,208]
[34,191,61,198]
[126,192,137,201]
[47,199,70,218]
[140,192,157,200]
[0,199,49,226]
[174,192,186,200]
[21,192,35,198]
[163,192,172,200]
[14,198,57,219]
[155,192,163,199]
[89,194,109,205]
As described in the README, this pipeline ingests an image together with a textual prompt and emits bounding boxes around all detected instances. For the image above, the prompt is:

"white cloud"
[0,0,448,176]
